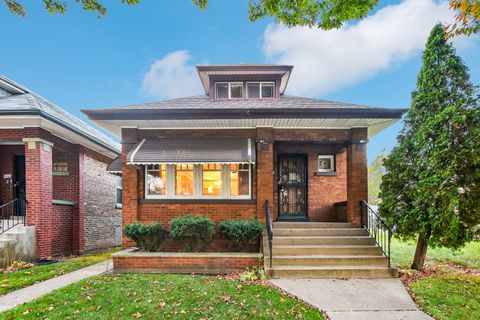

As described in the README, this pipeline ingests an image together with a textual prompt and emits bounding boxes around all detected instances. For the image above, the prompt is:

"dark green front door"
[277,154,307,220]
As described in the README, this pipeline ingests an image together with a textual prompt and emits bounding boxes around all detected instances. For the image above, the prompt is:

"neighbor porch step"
[264,255,388,267]
[266,266,398,279]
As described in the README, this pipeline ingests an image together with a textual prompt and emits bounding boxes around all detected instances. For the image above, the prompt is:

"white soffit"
[92,118,399,139]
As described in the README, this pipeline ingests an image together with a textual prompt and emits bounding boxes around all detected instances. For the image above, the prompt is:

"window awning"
[107,155,122,174]
[127,139,255,165]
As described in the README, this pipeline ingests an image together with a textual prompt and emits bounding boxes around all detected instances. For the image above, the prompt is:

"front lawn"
[0,248,119,295]
[0,273,324,319]
[391,238,479,269]
[409,272,480,320]
[393,238,480,320]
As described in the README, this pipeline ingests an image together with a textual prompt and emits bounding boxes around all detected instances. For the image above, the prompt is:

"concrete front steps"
[264,222,397,279]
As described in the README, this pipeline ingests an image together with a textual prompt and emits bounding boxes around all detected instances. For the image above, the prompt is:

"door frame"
[277,153,308,221]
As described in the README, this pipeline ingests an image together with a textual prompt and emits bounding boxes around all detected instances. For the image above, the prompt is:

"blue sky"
[1,0,479,163]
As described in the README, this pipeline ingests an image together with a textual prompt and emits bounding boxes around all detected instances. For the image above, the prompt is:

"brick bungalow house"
[0,76,122,259]
[84,65,406,277]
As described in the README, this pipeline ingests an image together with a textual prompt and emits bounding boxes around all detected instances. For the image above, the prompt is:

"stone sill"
[53,172,69,176]
[52,199,76,206]
[139,199,256,205]
[314,171,337,176]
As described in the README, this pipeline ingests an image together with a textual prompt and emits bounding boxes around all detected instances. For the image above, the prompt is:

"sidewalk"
[271,278,434,320]
[0,259,112,313]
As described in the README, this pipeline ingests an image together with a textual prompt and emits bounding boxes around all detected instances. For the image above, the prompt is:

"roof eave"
[0,109,120,155]
[82,107,407,121]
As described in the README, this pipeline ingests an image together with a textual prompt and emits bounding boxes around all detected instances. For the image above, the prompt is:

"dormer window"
[214,81,275,100]
[215,82,243,99]
[247,82,274,99]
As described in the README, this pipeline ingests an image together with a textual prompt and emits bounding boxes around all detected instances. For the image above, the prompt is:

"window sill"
[314,171,337,176]
[52,199,75,206]
[115,204,123,209]
[53,172,69,176]
[139,199,256,205]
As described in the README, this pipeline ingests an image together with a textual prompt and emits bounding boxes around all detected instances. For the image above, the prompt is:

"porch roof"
[127,139,255,165]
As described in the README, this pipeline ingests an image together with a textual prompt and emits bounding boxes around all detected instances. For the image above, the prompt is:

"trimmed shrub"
[124,221,167,252]
[170,215,215,252]
[219,219,263,251]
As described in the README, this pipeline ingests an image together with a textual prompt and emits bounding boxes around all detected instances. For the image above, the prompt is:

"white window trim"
[317,155,335,172]
[144,163,252,200]
[215,82,244,99]
[246,81,275,99]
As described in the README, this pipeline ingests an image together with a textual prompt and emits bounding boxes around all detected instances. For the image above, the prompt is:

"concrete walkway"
[0,259,112,313]
[271,278,434,320]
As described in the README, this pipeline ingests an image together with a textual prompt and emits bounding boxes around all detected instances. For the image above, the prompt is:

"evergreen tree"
[379,23,480,270]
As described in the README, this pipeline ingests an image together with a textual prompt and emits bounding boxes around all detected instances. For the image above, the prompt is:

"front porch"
[0,129,85,259]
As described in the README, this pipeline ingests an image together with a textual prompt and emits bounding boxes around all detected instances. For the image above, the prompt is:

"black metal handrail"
[264,200,273,268]
[0,198,26,234]
[360,200,392,268]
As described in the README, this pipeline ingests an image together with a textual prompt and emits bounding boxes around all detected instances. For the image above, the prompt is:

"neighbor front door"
[13,155,26,216]
[277,154,307,220]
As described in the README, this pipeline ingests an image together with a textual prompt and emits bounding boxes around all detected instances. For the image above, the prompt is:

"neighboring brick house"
[84,65,407,277]
[0,76,121,259]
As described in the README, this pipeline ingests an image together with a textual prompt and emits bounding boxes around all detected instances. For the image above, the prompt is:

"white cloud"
[262,0,459,96]
[141,50,203,99]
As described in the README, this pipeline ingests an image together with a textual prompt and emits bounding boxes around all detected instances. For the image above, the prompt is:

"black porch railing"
[0,198,26,234]
[360,200,392,268]
[264,200,273,268]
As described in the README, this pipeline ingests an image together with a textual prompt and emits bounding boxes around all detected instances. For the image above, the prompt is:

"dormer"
[196,64,293,100]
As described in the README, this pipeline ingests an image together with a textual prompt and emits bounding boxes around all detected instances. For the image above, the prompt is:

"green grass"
[391,238,480,269]
[0,273,324,320]
[0,248,119,295]
[409,273,480,320]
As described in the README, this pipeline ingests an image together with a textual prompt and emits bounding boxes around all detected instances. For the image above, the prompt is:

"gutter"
[0,109,120,155]
[82,107,408,121]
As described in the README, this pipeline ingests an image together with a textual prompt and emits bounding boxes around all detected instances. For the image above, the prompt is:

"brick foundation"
[113,250,262,274]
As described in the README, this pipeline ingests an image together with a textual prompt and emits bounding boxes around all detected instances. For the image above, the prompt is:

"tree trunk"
[411,227,432,270]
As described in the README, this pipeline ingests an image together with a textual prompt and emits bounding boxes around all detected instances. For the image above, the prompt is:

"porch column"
[71,145,86,255]
[121,129,139,247]
[256,128,275,223]
[23,136,54,259]
[346,129,368,227]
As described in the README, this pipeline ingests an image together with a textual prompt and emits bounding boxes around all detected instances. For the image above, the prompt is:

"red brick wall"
[274,143,347,222]
[121,127,368,247]
[25,139,54,258]
[113,253,262,273]
[52,204,74,256]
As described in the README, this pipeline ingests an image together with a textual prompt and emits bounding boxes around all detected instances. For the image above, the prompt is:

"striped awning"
[127,139,255,165]
[106,155,122,174]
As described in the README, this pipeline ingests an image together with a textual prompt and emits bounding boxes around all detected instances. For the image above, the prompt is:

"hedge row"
[124,215,263,252]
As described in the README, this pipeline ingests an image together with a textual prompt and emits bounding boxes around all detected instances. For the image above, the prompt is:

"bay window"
[144,163,251,199]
